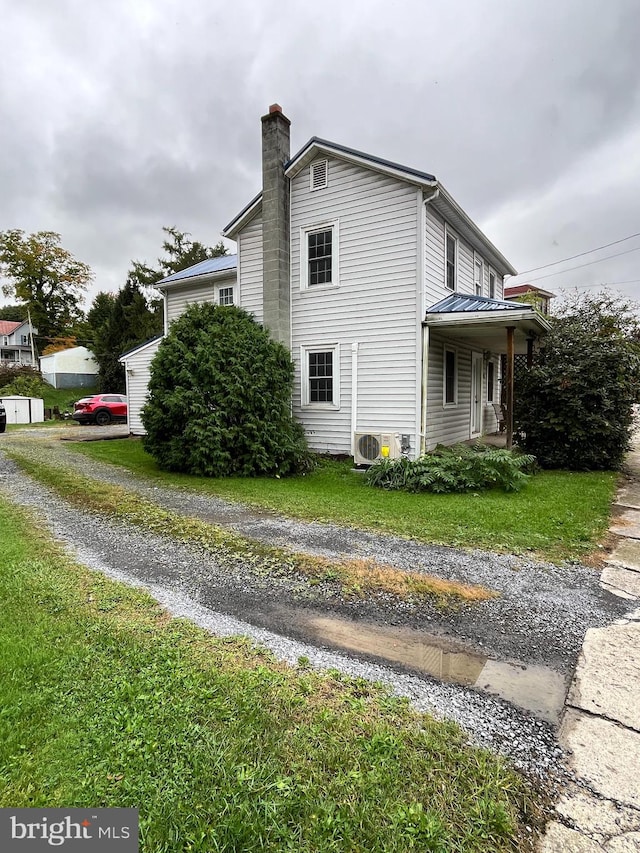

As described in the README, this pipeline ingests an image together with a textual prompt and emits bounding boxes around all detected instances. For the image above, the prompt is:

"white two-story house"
[122,105,548,460]
[0,319,37,367]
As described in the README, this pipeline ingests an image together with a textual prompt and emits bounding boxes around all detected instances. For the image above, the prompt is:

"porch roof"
[425,292,551,353]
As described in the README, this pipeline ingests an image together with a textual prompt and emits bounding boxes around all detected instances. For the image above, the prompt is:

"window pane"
[446,235,456,290]
[445,350,456,404]
[309,351,333,403]
[489,273,496,299]
[219,287,234,306]
[308,229,332,285]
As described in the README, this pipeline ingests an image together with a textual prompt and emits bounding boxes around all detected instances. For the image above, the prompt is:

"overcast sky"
[1,0,639,312]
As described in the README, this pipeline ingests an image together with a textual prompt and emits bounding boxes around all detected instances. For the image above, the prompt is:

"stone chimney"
[261,104,291,347]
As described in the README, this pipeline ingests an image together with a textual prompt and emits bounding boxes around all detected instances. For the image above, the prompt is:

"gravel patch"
[0,437,625,786]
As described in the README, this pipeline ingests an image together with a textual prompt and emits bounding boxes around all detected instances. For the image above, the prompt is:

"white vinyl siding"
[121,338,162,436]
[424,207,485,307]
[165,272,237,326]
[291,156,420,455]
[426,331,475,448]
[237,214,263,322]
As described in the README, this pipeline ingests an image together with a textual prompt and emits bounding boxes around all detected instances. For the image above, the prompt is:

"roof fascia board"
[119,336,164,363]
[285,140,438,189]
[426,309,550,333]
[156,268,238,292]
[434,186,518,277]
[222,194,262,238]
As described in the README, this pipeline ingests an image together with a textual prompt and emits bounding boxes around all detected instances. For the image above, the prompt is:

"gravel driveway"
[0,430,627,783]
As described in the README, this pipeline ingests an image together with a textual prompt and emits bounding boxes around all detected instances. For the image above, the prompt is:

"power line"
[517,246,640,284]
[554,279,640,290]
[511,230,640,277]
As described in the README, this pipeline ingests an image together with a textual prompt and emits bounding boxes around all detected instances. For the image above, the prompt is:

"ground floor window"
[301,344,340,408]
[443,346,457,406]
[217,285,234,306]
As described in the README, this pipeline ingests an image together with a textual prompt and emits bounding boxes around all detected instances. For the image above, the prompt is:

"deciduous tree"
[0,230,91,341]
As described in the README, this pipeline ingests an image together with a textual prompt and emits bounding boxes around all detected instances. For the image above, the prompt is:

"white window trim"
[300,343,340,410]
[444,225,457,291]
[216,284,234,306]
[442,344,458,407]
[300,220,340,291]
[488,267,497,300]
[310,159,328,191]
[474,252,484,296]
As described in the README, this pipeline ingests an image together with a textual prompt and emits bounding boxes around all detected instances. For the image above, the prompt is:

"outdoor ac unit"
[353,432,402,465]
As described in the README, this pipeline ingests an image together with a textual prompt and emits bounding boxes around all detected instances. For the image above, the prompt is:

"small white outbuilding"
[0,395,45,424]
[39,346,99,389]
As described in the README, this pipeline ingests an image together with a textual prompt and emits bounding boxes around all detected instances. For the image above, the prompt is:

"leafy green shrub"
[365,444,535,493]
[0,371,49,399]
[0,365,42,391]
[142,303,314,477]
[515,293,640,470]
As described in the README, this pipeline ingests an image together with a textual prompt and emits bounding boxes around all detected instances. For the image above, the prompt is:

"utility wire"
[510,230,640,277]
[517,246,640,284]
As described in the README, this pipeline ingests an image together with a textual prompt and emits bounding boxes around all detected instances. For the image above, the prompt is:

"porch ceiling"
[424,312,548,354]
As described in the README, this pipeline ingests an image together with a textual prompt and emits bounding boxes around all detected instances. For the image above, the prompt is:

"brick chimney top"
[269,103,282,114]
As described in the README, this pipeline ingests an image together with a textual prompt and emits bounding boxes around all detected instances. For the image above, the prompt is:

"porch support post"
[506,326,515,450]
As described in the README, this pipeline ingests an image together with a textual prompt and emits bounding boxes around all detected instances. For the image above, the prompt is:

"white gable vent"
[310,160,328,191]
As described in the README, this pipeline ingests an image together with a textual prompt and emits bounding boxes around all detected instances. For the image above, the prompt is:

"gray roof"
[427,293,531,313]
[286,137,437,183]
[158,254,237,285]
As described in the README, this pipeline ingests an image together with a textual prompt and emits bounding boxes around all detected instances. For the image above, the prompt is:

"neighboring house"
[503,284,555,315]
[123,105,549,457]
[0,319,37,367]
[39,346,99,389]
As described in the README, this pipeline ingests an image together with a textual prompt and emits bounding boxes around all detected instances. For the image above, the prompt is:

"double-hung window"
[474,255,484,296]
[301,222,339,290]
[445,231,457,291]
[489,271,496,299]
[217,285,234,306]
[301,344,340,408]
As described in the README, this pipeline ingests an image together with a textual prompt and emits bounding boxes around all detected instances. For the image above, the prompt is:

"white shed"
[1,395,45,424]
[119,336,163,435]
[39,346,99,389]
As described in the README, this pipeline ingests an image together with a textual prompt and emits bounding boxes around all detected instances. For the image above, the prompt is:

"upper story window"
[474,255,484,296]
[2,336,8,346]
[445,231,457,291]
[301,221,339,290]
[218,286,234,306]
[310,160,328,191]
[21,334,28,345]
[489,271,496,299]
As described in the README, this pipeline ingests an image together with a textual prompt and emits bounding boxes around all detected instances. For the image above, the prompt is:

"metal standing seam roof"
[157,254,238,285]
[427,293,534,313]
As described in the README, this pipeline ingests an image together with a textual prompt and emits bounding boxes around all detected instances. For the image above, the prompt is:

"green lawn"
[73,438,617,562]
[0,496,541,851]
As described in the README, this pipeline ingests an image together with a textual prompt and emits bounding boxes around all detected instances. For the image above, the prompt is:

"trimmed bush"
[365,444,535,493]
[142,303,313,477]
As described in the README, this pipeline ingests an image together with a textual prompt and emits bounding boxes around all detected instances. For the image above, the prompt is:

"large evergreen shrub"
[514,293,640,470]
[142,303,313,477]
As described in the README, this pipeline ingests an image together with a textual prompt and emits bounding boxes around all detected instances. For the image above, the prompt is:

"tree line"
[0,227,226,393]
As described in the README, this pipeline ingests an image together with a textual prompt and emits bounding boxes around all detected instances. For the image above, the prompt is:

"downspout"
[351,342,359,456]
[420,324,429,455]
[419,188,439,456]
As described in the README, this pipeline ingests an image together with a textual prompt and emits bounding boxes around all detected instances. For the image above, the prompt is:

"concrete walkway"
[538,446,640,851]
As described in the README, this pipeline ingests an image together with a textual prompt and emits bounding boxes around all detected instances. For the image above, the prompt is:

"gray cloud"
[1,0,639,308]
